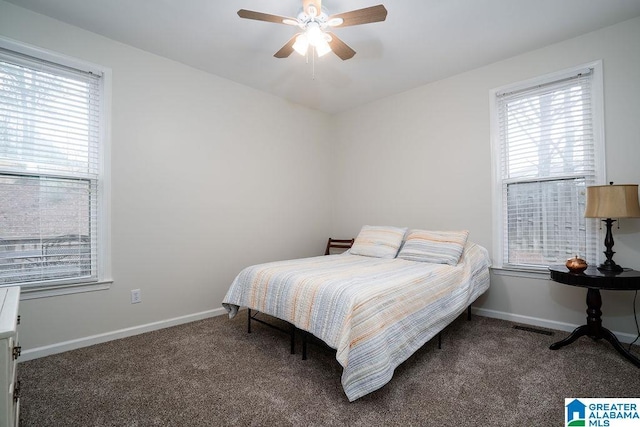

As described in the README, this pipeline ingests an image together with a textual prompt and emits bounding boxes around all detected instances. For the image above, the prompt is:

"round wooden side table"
[548,265,640,368]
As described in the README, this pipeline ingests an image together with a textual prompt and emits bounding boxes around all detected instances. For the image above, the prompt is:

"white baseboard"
[472,307,639,344]
[20,306,638,362]
[20,307,227,361]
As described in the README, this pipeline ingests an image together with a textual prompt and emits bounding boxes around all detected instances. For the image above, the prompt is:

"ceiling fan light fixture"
[315,38,332,57]
[306,23,324,46]
[293,33,309,56]
[293,29,331,57]
[327,17,344,27]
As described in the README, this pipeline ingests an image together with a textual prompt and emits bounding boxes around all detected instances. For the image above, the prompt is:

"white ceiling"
[6,0,640,113]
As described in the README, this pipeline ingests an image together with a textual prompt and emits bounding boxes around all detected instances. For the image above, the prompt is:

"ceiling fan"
[237,0,387,60]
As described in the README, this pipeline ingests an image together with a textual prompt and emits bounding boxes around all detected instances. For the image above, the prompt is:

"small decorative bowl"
[566,255,588,273]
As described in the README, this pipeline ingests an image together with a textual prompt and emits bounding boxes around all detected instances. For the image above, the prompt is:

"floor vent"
[513,325,554,336]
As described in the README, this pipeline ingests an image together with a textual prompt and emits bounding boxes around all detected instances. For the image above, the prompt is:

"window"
[0,38,110,291]
[491,62,605,272]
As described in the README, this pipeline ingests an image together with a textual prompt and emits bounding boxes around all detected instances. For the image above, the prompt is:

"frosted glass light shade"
[306,23,324,46]
[293,34,309,56]
[315,39,331,57]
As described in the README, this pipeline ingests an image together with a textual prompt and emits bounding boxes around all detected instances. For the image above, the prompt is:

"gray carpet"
[17,312,640,426]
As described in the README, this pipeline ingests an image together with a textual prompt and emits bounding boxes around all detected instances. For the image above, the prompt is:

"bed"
[222,226,491,401]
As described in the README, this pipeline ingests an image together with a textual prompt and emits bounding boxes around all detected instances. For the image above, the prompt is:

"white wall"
[0,1,333,353]
[331,17,640,336]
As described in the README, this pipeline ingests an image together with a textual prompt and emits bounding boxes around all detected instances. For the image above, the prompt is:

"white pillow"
[349,225,407,259]
[397,229,469,265]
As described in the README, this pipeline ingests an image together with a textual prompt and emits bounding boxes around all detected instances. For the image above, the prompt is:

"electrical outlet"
[131,289,142,304]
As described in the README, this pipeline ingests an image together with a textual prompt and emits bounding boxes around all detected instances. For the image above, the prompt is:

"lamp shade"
[584,184,640,218]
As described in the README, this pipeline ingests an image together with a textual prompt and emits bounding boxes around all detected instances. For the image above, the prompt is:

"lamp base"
[597,218,624,273]
[597,260,624,273]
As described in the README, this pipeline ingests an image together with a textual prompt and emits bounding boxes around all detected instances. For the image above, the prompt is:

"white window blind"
[496,68,600,269]
[0,46,102,287]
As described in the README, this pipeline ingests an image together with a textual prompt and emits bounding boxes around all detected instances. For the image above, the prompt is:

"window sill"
[490,266,550,280]
[19,280,113,300]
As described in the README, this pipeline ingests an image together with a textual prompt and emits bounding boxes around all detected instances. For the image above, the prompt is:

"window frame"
[0,36,112,298]
[489,61,606,276]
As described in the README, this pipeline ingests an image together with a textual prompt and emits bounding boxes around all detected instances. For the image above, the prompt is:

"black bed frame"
[247,305,473,360]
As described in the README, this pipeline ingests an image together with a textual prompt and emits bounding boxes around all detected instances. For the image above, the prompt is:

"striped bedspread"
[222,242,491,401]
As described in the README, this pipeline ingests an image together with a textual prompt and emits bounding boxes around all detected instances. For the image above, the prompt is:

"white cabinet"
[0,287,20,427]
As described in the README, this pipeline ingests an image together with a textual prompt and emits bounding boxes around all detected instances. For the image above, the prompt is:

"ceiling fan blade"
[303,0,322,17]
[237,9,296,25]
[327,33,356,60]
[274,35,299,58]
[329,5,387,27]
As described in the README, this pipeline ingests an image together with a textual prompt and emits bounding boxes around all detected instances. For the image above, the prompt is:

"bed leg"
[290,325,296,354]
[467,305,472,321]
[302,332,308,360]
[247,308,252,333]
[438,332,442,349]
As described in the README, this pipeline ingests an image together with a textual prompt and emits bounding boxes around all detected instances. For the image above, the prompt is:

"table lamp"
[584,182,640,272]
